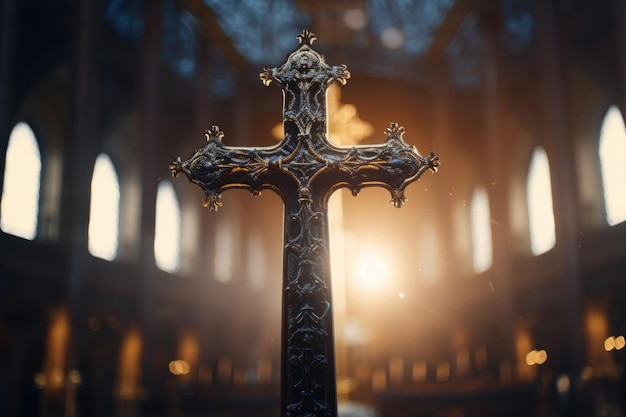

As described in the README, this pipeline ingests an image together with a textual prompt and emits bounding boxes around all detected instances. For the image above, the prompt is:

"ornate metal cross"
[170,30,439,417]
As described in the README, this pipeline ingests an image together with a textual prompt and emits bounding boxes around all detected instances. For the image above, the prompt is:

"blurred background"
[1,0,626,416]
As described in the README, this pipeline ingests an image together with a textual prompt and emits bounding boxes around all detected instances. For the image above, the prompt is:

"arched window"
[1,122,41,240]
[88,154,120,260]
[599,106,626,226]
[527,146,556,255]
[154,180,181,273]
[470,186,492,273]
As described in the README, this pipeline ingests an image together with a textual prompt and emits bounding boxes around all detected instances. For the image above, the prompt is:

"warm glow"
[117,328,142,399]
[604,335,625,351]
[356,253,390,289]
[371,368,387,391]
[389,357,404,383]
[272,83,373,146]
[436,361,450,382]
[604,336,616,351]
[527,147,556,255]
[44,306,70,391]
[257,358,272,383]
[176,330,198,382]
[536,349,547,364]
[154,180,181,273]
[88,154,120,260]
[412,361,427,382]
[1,122,41,240]
[525,349,547,365]
[169,360,190,376]
[585,308,612,366]
[470,187,493,273]
[599,105,626,225]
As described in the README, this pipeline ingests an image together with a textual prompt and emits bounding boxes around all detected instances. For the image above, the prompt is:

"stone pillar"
[137,0,162,412]
[64,0,102,416]
[0,0,22,413]
[535,1,584,414]
[0,0,20,182]
[476,0,516,382]
[614,0,626,109]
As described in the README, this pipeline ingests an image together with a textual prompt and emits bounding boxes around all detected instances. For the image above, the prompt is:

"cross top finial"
[296,29,317,45]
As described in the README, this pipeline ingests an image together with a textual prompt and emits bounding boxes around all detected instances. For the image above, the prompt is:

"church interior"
[1,0,626,416]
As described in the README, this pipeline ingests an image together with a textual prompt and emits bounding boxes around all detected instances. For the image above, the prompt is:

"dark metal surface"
[170,30,439,417]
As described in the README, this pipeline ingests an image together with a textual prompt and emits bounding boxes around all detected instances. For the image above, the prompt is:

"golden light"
[272,83,373,146]
[615,335,625,350]
[356,253,390,289]
[526,349,547,365]
[536,350,548,365]
[604,336,616,351]
[168,359,190,376]
[525,350,537,366]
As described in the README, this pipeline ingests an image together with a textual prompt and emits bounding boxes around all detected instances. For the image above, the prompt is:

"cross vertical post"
[170,30,440,417]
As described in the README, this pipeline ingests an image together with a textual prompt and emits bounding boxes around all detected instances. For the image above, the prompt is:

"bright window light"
[599,105,626,226]
[470,187,492,273]
[88,154,120,260]
[154,180,181,273]
[1,122,41,240]
[527,147,556,255]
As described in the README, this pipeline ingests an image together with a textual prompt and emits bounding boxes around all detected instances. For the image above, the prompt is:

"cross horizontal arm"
[169,125,298,211]
[310,122,440,208]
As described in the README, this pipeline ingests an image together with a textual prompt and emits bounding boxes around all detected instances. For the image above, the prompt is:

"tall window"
[599,106,626,226]
[470,187,492,273]
[154,180,181,273]
[88,154,120,260]
[1,122,41,240]
[527,146,556,255]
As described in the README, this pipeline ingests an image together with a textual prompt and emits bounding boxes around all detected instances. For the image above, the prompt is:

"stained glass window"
[527,147,556,255]
[599,106,626,226]
[1,122,41,240]
[154,180,181,273]
[88,154,120,260]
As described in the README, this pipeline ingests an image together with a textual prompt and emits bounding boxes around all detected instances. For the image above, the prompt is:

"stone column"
[614,0,626,109]
[137,0,162,413]
[535,1,584,414]
[476,0,516,383]
[64,0,102,416]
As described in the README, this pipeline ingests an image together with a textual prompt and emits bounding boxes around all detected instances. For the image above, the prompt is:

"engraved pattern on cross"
[170,30,439,417]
